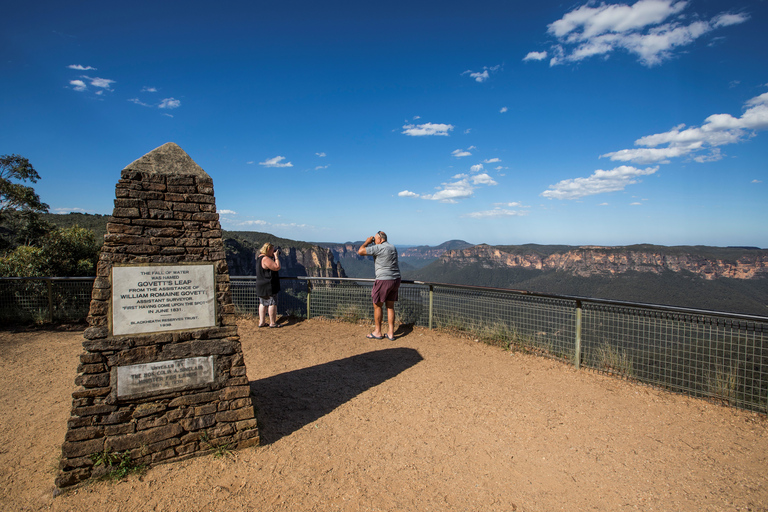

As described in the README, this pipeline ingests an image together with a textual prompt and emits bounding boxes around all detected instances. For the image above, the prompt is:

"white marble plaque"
[112,264,216,335]
[116,356,215,398]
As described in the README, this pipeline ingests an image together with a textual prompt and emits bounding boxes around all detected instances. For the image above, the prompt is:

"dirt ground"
[1,316,767,512]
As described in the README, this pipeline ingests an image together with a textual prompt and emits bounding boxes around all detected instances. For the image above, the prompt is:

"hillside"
[32,214,768,316]
[411,244,768,316]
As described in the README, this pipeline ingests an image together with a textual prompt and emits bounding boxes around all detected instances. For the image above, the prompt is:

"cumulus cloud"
[500,107,508,113]
[402,122,454,136]
[399,167,498,203]
[159,97,181,109]
[541,165,658,199]
[141,86,158,92]
[218,209,237,215]
[315,165,329,170]
[462,65,501,83]
[464,208,529,218]
[70,80,87,92]
[523,51,548,62]
[452,148,472,158]
[484,158,501,164]
[83,76,116,89]
[601,92,768,164]
[531,0,749,67]
[316,152,326,157]
[259,156,293,168]
[68,64,96,70]
[470,164,484,173]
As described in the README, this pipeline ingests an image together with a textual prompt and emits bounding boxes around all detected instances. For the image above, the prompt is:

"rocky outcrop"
[225,239,346,278]
[439,244,768,280]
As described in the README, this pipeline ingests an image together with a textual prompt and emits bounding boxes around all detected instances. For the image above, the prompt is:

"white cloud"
[601,92,768,164]
[83,76,115,89]
[470,164,484,173]
[128,98,151,107]
[159,97,181,109]
[316,152,326,157]
[218,209,237,215]
[541,165,658,199]
[400,168,498,203]
[141,86,158,93]
[630,202,643,206]
[315,165,329,170]
[533,0,749,67]
[260,156,293,168]
[523,51,548,62]
[68,64,96,70]
[54,207,91,213]
[752,179,762,184]
[471,173,497,186]
[402,122,454,136]
[484,158,501,164]
[464,208,529,218]
[239,220,268,226]
[462,65,501,83]
[500,107,508,113]
[452,149,472,158]
[70,80,87,92]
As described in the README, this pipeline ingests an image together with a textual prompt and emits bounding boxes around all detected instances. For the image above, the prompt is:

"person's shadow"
[250,348,423,444]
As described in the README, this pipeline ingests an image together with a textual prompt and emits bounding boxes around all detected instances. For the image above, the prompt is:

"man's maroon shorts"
[371,278,401,304]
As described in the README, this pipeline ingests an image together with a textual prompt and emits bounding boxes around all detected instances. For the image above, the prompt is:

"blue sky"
[2,0,766,247]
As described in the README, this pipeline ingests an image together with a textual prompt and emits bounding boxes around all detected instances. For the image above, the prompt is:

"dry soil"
[1,317,767,511]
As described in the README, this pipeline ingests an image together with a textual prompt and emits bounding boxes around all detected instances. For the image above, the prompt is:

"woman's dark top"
[255,254,280,297]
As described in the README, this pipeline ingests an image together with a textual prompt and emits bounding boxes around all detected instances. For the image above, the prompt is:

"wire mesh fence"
[1,275,765,413]
[0,277,94,324]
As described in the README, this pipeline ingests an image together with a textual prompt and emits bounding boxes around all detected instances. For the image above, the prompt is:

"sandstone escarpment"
[439,245,768,280]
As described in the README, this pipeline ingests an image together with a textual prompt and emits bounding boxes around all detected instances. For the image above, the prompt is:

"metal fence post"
[306,280,312,320]
[428,284,434,330]
[574,300,582,369]
[46,279,54,323]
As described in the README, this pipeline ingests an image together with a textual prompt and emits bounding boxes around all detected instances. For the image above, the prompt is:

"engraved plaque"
[112,264,216,335]
[116,356,215,398]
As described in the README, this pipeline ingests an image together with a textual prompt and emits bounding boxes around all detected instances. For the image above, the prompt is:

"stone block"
[55,468,91,488]
[133,402,167,419]
[72,386,111,399]
[221,386,251,400]
[181,414,215,432]
[215,407,254,423]
[75,372,110,388]
[169,390,221,408]
[137,415,168,430]
[71,403,117,417]
[77,362,106,374]
[61,438,105,459]
[65,426,104,442]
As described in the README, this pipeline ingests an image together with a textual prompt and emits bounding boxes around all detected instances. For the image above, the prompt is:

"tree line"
[0,154,99,277]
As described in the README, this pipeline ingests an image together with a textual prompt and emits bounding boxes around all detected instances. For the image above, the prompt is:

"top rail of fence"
[275,275,768,323]
[4,275,767,324]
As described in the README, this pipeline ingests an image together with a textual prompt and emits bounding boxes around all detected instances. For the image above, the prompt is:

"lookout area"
[1,316,766,511]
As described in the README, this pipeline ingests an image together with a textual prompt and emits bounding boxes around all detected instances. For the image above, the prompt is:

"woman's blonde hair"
[259,242,274,256]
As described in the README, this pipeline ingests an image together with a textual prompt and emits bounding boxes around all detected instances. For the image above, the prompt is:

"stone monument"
[56,143,258,488]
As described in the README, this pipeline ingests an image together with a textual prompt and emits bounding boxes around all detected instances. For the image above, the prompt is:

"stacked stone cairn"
[56,143,258,488]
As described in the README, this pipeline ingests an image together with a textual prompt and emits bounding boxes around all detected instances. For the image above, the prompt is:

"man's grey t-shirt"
[366,241,401,280]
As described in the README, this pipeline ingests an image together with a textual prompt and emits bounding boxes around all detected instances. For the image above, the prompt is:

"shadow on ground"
[250,347,423,444]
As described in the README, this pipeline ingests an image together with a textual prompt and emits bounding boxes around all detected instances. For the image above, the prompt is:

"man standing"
[358,231,401,341]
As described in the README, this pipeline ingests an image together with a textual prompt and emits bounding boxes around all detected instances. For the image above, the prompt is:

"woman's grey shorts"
[259,295,277,307]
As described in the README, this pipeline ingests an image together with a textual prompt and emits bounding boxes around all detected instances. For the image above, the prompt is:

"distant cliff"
[317,239,474,278]
[438,244,768,280]
[224,231,345,278]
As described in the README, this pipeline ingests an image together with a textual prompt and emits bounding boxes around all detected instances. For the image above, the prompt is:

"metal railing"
[2,276,766,414]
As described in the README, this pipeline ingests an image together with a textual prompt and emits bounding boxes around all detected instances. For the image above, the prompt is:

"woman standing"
[255,242,281,328]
